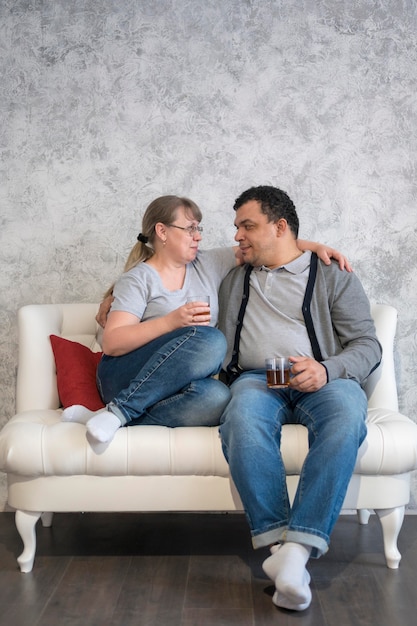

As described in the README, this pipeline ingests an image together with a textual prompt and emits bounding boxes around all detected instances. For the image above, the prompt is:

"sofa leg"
[375,506,404,569]
[357,508,371,525]
[15,510,41,573]
[41,512,54,527]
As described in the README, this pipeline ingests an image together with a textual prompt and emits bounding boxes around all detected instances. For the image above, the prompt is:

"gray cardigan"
[218,255,382,386]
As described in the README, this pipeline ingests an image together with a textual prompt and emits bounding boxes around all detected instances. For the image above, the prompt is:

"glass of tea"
[265,357,291,388]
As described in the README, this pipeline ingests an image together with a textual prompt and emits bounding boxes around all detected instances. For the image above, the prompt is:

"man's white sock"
[262,541,312,608]
[272,569,311,611]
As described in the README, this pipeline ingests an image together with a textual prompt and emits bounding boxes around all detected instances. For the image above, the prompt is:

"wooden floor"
[0,511,416,626]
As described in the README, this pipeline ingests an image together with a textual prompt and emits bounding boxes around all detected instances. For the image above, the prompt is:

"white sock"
[62,405,104,425]
[86,410,122,443]
[272,569,311,611]
[262,541,312,607]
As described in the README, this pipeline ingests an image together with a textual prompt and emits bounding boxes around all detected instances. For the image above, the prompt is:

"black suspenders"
[224,264,253,385]
[302,253,322,362]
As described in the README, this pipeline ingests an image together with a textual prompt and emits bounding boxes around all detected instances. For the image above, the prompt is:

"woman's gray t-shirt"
[111,247,236,327]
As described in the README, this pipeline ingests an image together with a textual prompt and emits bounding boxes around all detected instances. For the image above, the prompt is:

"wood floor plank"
[182,607,254,626]
[36,556,130,626]
[0,564,68,626]
[185,554,253,610]
[110,555,189,626]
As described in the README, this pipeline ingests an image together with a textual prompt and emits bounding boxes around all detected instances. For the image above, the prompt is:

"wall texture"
[1,0,416,509]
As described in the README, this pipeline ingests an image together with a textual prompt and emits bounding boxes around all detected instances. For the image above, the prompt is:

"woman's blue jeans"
[219,371,368,557]
[97,326,231,427]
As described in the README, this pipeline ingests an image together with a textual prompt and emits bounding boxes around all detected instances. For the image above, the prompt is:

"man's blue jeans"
[219,371,368,557]
[97,326,231,427]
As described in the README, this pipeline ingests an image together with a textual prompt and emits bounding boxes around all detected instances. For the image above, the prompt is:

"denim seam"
[293,402,318,506]
[147,380,198,409]
[273,400,291,525]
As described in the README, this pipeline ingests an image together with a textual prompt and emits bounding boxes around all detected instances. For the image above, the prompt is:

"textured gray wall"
[1,0,416,509]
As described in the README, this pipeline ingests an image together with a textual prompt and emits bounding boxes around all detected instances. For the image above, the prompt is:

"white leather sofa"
[1,302,417,573]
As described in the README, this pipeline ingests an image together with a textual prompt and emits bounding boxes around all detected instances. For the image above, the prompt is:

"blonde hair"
[103,195,202,298]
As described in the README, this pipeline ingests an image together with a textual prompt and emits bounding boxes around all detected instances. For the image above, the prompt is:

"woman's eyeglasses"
[168,224,203,236]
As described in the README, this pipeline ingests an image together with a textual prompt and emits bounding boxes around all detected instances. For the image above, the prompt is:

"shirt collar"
[257,250,312,275]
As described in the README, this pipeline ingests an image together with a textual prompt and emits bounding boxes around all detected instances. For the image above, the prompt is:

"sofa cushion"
[50,335,104,410]
[1,408,416,479]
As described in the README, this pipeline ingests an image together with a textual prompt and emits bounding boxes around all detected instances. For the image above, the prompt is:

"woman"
[63,194,350,444]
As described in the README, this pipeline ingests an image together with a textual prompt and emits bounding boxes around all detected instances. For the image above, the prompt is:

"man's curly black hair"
[233,185,299,238]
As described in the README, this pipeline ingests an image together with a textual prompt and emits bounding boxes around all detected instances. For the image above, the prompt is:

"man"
[218,185,381,611]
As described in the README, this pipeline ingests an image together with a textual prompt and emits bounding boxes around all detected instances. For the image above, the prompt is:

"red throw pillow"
[50,335,105,410]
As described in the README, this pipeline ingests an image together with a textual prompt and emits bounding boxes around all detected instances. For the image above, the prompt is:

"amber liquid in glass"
[187,296,210,318]
[266,368,291,387]
[193,308,210,318]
